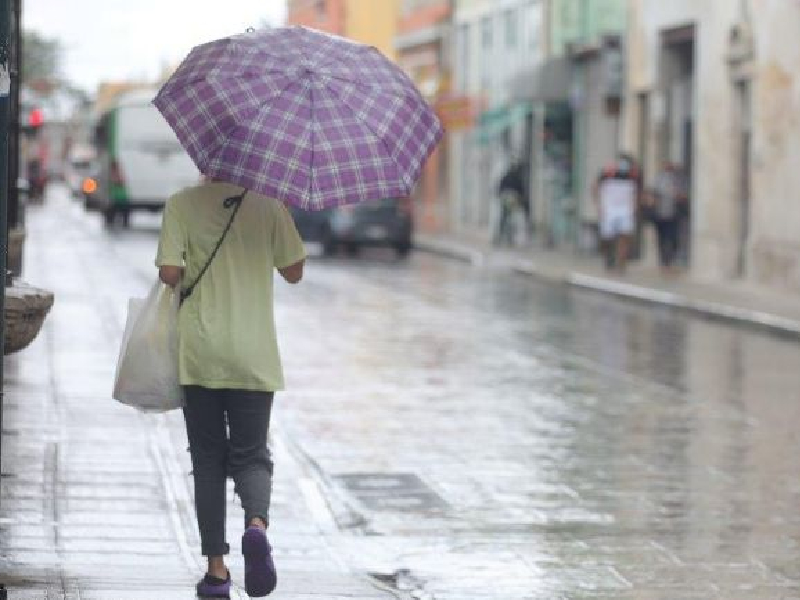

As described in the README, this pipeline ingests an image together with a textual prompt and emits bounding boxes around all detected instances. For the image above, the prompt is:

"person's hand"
[278,259,304,284]
[159,265,183,288]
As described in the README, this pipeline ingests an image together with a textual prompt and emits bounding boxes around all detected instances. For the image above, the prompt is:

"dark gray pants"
[182,386,274,556]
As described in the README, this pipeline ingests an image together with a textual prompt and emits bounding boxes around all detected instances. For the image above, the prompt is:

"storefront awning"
[477,102,531,144]
[510,57,571,103]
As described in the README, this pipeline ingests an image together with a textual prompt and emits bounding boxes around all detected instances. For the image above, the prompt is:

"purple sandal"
[242,527,277,597]
[196,571,231,599]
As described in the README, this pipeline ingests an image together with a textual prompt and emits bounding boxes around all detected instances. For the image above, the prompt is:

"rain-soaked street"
[4,185,800,599]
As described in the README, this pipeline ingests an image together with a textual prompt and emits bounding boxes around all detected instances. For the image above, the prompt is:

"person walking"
[151,26,442,596]
[156,178,306,599]
[494,161,530,246]
[593,155,639,273]
[646,162,687,273]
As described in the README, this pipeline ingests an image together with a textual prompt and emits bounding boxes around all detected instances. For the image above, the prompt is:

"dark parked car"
[290,197,414,258]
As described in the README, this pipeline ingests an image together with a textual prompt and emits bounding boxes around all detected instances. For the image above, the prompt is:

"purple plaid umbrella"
[154,26,443,210]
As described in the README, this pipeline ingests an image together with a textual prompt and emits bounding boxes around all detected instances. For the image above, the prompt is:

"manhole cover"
[335,473,448,513]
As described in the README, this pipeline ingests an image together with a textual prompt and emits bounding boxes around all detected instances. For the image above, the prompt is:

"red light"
[28,108,43,127]
[82,177,97,194]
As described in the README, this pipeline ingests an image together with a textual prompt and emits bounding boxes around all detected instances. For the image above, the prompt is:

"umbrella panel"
[208,79,315,206]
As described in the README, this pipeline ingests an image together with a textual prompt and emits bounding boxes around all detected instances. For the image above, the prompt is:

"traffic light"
[28,108,43,127]
[21,107,43,136]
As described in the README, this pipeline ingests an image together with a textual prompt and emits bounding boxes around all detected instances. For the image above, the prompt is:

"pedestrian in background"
[646,162,688,273]
[593,155,639,273]
[156,178,306,599]
[494,160,530,246]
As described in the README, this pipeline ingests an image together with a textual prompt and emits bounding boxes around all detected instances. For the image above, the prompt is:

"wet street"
[4,185,800,599]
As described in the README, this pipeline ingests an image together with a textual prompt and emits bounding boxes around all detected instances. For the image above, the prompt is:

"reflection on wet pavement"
[277,248,800,598]
[4,188,800,598]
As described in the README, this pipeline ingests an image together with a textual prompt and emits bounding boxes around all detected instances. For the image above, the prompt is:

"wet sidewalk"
[6,187,800,599]
[415,231,800,339]
[0,189,392,599]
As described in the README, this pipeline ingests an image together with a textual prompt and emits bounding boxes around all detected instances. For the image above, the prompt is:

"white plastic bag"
[113,280,183,412]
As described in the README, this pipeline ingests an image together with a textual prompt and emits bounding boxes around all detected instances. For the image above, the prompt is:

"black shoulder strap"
[180,188,247,304]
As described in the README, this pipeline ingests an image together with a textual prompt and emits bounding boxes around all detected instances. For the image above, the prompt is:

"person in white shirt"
[593,155,640,273]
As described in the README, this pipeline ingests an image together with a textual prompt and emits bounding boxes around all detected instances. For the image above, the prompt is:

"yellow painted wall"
[344,0,400,61]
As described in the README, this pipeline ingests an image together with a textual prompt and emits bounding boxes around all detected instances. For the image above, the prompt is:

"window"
[481,16,493,89]
[481,16,493,49]
[458,24,471,90]
[528,1,541,52]
[505,8,518,49]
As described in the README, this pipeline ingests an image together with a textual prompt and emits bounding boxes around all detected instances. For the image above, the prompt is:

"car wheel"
[345,242,360,256]
[321,229,337,257]
[395,240,412,258]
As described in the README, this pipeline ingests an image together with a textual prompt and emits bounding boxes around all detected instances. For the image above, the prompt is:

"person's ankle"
[248,517,267,530]
[207,558,229,580]
[207,567,229,581]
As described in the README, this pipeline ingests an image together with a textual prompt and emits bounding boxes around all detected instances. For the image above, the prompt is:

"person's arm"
[159,265,183,288]
[277,258,304,284]
[592,176,602,213]
[155,196,187,287]
[273,201,307,284]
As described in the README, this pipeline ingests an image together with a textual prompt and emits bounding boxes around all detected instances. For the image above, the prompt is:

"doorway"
[735,81,752,277]
[660,26,695,267]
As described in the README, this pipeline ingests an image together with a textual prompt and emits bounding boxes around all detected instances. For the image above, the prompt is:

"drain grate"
[335,472,448,513]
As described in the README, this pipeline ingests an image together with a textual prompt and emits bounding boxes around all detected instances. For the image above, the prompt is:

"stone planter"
[4,281,54,355]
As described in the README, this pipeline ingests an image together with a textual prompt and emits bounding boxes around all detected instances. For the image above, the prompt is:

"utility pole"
[0,0,10,529]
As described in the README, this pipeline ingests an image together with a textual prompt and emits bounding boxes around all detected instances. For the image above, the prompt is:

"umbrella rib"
[207,72,302,109]
[307,83,316,208]
[321,72,422,101]
[201,74,305,165]
[204,119,242,168]
[317,80,413,191]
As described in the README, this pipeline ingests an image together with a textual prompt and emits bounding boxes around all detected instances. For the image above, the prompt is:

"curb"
[418,236,800,340]
[413,236,484,265]
[567,273,800,340]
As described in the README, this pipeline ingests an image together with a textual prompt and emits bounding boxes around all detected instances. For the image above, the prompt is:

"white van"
[87,88,200,226]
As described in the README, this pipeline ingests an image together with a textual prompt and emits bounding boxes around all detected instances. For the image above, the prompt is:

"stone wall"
[622,0,800,294]
[748,0,800,292]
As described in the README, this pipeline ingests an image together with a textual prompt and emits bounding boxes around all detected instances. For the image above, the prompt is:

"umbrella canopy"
[154,26,443,210]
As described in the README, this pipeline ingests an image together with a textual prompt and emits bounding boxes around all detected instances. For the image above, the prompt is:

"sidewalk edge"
[566,273,800,340]
[419,234,800,339]
[414,235,485,265]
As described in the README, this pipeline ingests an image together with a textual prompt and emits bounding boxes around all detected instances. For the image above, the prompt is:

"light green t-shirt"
[155,182,306,392]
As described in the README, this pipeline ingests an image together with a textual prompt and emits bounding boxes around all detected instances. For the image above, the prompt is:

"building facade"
[286,1,400,60]
[396,0,453,231]
[346,0,401,61]
[449,0,623,247]
[554,0,627,251]
[286,0,347,36]
[509,0,626,250]
[621,0,800,292]
[450,0,545,240]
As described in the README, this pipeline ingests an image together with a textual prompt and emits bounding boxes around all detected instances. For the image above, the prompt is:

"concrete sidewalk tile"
[0,189,393,598]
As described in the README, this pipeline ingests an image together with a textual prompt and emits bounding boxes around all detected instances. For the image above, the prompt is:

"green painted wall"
[549,0,626,56]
